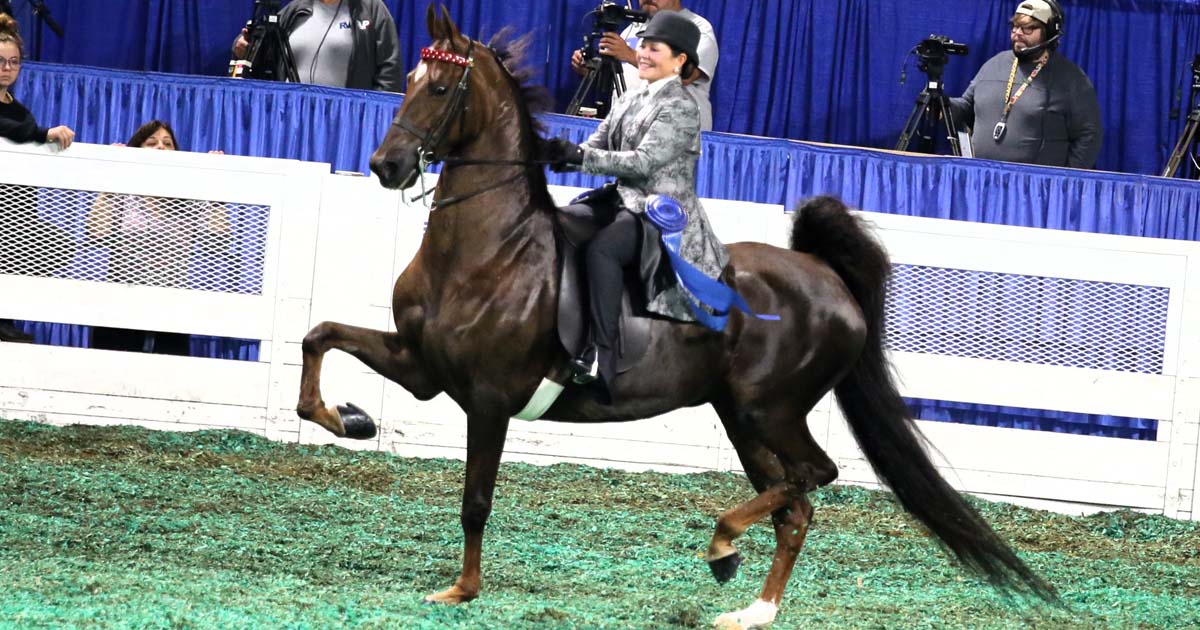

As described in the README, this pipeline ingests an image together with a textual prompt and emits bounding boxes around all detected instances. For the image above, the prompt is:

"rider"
[544,11,728,400]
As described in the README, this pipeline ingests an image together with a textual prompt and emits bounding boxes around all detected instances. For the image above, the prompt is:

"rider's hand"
[233,28,250,59]
[597,32,636,65]
[46,126,75,149]
[571,49,588,77]
[542,138,584,172]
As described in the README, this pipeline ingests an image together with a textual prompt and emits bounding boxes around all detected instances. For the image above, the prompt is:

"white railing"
[1,140,1196,520]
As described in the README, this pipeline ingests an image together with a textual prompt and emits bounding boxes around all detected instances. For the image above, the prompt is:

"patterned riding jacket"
[580,76,730,321]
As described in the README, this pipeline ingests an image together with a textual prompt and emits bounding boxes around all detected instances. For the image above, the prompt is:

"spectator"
[571,0,718,130]
[0,12,75,343]
[86,120,232,356]
[231,0,403,92]
[948,0,1101,168]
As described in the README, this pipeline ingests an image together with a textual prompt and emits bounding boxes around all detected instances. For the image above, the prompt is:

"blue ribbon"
[644,195,780,332]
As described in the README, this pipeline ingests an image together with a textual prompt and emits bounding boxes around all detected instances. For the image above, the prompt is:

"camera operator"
[231,0,403,92]
[948,0,1101,168]
[571,1,718,130]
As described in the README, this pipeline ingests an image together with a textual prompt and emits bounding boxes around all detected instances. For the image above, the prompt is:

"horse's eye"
[431,85,449,96]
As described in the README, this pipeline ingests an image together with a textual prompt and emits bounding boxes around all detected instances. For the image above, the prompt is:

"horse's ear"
[438,4,462,41]
[426,3,443,40]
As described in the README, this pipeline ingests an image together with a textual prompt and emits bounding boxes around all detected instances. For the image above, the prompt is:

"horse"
[296,6,1057,628]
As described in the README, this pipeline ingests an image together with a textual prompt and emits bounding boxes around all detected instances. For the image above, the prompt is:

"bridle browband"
[390,39,553,210]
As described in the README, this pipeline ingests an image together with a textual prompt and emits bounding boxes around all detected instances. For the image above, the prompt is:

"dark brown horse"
[297,6,1056,628]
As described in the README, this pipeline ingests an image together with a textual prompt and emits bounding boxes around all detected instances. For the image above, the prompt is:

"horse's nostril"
[370,156,395,182]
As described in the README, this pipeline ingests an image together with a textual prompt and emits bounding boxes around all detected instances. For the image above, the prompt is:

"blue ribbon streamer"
[644,195,780,332]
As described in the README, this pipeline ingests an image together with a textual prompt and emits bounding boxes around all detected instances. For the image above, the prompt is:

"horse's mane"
[486,28,555,135]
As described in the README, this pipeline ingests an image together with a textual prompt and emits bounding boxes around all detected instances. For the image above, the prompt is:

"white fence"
[1,140,1197,521]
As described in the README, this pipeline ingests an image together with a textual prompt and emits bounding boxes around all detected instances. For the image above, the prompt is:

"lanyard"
[1002,55,1048,121]
[994,55,1048,141]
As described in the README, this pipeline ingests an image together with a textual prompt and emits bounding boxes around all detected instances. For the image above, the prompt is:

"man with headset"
[231,0,403,92]
[949,0,1101,168]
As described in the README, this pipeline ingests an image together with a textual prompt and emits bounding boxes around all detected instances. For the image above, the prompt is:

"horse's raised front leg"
[425,411,511,604]
[296,320,437,438]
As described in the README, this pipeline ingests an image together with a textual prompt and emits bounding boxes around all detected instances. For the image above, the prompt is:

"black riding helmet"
[636,11,700,70]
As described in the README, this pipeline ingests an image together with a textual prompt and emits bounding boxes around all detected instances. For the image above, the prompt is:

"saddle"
[554,192,662,375]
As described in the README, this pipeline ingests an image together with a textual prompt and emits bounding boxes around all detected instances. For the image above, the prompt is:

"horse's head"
[371,5,503,189]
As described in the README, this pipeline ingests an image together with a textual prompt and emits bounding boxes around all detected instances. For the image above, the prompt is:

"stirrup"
[569,347,599,384]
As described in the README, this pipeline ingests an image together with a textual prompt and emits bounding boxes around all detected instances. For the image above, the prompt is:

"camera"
[580,2,649,61]
[916,35,968,60]
[229,0,297,82]
[916,34,968,62]
[242,0,284,47]
[912,34,967,77]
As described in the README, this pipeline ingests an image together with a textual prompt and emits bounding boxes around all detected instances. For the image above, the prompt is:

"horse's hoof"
[708,552,743,583]
[337,403,378,439]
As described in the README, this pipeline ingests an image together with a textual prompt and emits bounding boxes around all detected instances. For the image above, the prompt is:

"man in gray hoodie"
[949,0,1101,169]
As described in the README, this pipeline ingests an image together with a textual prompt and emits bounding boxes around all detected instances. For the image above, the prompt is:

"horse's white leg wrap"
[713,599,778,630]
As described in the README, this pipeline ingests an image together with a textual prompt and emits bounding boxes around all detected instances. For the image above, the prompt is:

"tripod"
[24,0,64,62]
[566,53,627,118]
[242,13,299,83]
[895,56,964,156]
[1163,56,1200,179]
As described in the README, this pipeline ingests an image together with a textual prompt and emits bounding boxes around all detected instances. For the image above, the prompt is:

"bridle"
[393,41,477,173]
[390,39,552,210]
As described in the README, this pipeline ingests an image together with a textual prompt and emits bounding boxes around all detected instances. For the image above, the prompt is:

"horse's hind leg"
[297,321,436,438]
[710,400,834,630]
[706,400,788,581]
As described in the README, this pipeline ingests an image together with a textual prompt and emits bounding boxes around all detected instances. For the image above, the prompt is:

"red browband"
[421,47,472,68]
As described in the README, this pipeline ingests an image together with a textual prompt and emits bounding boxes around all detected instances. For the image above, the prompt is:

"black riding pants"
[585,209,640,355]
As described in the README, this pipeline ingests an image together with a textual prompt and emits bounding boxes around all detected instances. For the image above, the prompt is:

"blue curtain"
[17,63,400,169]
[10,0,1200,176]
[15,62,1200,440]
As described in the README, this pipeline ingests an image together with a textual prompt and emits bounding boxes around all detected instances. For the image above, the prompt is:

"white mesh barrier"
[885,264,1170,375]
[0,183,269,295]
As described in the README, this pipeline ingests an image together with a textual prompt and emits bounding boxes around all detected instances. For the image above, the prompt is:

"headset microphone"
[1015,32,1060,59]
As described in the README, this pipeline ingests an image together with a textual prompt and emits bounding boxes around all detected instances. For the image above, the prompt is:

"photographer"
[948,0,1101,169]
[571,1,718,130]
[231,0,403,92]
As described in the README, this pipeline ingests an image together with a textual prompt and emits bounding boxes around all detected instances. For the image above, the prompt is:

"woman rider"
[545,11,728,400]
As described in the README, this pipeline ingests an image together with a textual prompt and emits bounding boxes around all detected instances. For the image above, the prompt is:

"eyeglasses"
[0,57,21,70]
[1010,23,1041,35]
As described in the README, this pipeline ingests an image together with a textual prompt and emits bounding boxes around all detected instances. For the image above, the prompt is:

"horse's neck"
[424,117,555,276]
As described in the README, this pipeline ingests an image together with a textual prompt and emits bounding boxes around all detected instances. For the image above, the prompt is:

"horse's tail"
[789,196,1058,602]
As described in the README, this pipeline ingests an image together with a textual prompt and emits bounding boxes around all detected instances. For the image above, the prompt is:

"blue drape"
[9,0,1200,175]
[14,61,1200,440]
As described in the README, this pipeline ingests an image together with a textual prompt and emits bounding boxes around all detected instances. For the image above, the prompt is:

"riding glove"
[543,138,584,172]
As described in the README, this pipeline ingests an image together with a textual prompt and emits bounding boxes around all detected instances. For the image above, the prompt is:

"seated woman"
[0,12,76,343]
[545,11,728,400]
[86,120,231,355]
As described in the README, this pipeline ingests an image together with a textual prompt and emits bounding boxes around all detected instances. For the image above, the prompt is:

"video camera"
[229,0,297,82]
[915,35,968,73]
[581,1,649,61]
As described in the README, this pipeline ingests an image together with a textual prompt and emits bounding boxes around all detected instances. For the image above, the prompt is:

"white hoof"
[713,599,778,630]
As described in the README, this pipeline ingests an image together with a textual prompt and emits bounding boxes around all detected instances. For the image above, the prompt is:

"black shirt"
[0,95,49,144]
